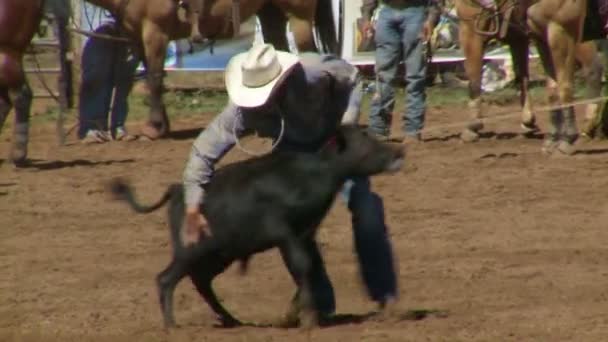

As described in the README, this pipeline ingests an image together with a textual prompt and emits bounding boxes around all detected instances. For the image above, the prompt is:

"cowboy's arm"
[300,53,362,125]
[183,102,244,209]
[319,55,362,125]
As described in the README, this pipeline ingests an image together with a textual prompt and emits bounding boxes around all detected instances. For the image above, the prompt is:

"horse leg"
[546,21,579,155]
[187,0,205,43]
[8,80,33,167]
[287,12,317,52]
[575,41,604,139]
[459,22,485,142]
[530,35,564,153]
[258,3,290,51]
[507,33,539,136]
[140,24,170,140]
[0,88,11,135]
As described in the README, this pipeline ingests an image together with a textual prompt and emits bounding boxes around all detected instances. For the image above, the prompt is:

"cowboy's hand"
[420,20,435,42]
[183,206,209,246]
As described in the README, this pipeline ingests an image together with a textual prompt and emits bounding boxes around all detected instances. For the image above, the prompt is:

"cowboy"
[360,0,443,142]
[182,43,399,318]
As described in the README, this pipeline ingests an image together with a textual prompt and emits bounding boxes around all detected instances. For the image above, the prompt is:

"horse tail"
[315,0,340,55]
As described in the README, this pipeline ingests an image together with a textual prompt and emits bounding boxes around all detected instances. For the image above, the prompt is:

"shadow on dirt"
[14,158,136,171]
[425,130,544,143]
[167,127,206,141]
[574,148,608,155]
[209,308,448,330]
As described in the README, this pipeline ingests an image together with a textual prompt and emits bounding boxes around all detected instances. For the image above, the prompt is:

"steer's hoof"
[274,310,301,328]
[219,315,242,328]
[9,147,28,168]
[299,310,318,330]
[162,319,178,330]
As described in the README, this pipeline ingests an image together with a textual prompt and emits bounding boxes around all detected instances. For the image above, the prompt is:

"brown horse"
[84,0,339,140]
[454,0,540,142]
[0,0,46,165]
[528,0,607,154]
[454,0,605,144]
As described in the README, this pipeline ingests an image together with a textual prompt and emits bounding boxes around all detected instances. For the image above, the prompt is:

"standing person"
[78,11,139,143]
[362,0,441,143]
[182,43,398,320]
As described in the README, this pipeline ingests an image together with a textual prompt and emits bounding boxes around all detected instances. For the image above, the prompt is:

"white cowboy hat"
[225,43,300,108]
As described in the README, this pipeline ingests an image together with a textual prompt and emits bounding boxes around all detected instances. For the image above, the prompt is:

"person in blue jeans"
[362,0,441,143]
[78,19,139,143]
[182,43,398,320]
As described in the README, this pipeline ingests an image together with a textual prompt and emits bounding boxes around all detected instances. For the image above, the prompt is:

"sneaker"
[367,130,390,142]
[81,130,110,144]
[114,127,137,141]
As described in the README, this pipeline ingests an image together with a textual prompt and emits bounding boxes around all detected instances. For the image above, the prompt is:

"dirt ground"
[2,98,608,342]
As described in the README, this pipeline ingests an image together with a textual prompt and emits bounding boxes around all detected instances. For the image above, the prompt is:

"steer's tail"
[109,178,179,213]
[109,177,187,255]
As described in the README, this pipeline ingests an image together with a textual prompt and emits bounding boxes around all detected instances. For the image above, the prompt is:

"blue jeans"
[78,24,139,138]
[286,177,398,314]
[368,5,428,137]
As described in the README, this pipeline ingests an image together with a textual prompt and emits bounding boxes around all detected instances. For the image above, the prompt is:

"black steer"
[109,125,405,329]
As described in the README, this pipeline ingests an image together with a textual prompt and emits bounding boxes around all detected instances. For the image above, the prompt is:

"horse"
[0,0,44,165]
[83,0,339,140]
[528,0,608,154]
[0,0,72,166]
[453,0,604,145]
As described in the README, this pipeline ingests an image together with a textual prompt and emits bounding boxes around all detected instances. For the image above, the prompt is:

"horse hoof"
[541,139,558,155]
[521,122,539,135]
[10,148,27,167]
[460,128,480,143]
[140,123,166,140]
[555,141,577,156]
[190,34,205,44]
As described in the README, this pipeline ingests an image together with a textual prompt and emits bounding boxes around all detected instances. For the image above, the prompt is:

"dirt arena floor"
[2,98,608,341]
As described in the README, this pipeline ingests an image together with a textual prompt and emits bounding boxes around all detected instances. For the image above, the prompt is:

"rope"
[232,109,286,157]
[421,94,608,134]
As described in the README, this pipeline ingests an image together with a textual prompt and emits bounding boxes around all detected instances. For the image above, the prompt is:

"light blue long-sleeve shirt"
[182,53,363,207]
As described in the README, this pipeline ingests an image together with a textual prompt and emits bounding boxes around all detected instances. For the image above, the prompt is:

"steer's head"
[324,125,405,178]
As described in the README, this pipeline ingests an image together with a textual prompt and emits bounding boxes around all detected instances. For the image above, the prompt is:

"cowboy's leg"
[78,37,114,138]
[368,6,402,139]
[342,177,398,305]
[400,6,427,137]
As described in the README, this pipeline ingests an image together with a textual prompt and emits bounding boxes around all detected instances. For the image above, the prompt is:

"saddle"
[473,0,519,39]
